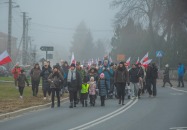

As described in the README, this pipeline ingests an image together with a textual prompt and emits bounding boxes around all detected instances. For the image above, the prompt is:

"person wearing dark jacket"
[40,61,52,100]
[17,70,29,99]
[67,63,82,108]
[61,61,69,93]
[129,64,141,99]
[146,63,158,97]
[162,64,172,87]
[48,65,64,108]
[114,61,129,105]
[30,63,41,96]
[98,73,107,106]
[137,63,144,89]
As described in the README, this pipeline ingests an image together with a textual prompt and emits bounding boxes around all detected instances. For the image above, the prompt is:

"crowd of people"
[11,57,185,108]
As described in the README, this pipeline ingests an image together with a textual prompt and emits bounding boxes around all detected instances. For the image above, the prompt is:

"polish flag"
[0,50,12,65]
[126,57,131,66]
[142,59,152,68]
[136,57,139,64]
[140,52,149,64]
[70,52,76,64]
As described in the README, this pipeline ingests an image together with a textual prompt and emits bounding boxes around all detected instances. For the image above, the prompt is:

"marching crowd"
[11,57,185,108]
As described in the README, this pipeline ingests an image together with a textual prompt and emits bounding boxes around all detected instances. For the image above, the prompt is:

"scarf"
[67,68,76,82]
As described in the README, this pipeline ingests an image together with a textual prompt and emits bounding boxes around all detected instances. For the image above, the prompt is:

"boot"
[69,102,73,108]
[85,100,88,107]
[74,102,76,107]
[103,100,105,106]
[82,100,84,107]
[122,100,125,105]
[119,99,121,104]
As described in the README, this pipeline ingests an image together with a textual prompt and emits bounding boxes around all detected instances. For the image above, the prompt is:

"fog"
[0,0,116,64]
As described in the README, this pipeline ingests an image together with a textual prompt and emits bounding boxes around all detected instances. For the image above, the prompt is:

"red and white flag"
[142,59,152,68]
[126,57,131,66]
[0,50,12,65]
[140,52,148,64]
[70,52,76,64]
[136,57,139,64]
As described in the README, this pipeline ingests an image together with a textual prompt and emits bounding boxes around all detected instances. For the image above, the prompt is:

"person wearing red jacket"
[11,63,21,88]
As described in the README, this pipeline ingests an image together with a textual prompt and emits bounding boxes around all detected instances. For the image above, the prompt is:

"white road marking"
[170,127,187,130]
[170,93,183,96]
[69,99,138,130]
[170,87,187,93]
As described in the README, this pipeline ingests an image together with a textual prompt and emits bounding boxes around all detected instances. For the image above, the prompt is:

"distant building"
[0,32,18,65]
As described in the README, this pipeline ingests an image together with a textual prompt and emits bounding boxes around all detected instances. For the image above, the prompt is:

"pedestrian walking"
[114,61,129,105]
[146,63,158,97]
[88,77,96,106]
[177,63,185,87]
[40,61,52,100]
[80,77,89,107]
[30,63,41,96]
[129,64,141,99]
[67,63,82,108]
[137,63,144,92]
[97,73,107,106]
[11,63,21,88]
[48,65,64,108]
[98,59,113,98]
[17,70,29,99]
[162,64,172,87]
[61,61,69,93]
[76,61,86,104]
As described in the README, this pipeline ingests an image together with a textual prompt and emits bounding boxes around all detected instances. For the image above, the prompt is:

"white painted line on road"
[69,99,138,130]
[170,87,187,93]
[170,127,187,130]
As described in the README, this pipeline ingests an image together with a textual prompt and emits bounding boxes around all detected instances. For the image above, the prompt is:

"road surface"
[0,85,187,130]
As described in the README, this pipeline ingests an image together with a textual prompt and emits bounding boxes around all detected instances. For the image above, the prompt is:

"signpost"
[156,51,163,69]
[40,46,54,60]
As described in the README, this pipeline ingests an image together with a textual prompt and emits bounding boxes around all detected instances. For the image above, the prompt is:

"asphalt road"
[0,85,187,130]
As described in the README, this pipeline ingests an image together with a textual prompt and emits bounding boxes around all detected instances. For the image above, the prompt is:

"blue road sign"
[156,51,163,58]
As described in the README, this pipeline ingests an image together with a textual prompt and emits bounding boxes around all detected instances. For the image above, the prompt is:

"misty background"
[0,0,187,68]
[0,0,115,64]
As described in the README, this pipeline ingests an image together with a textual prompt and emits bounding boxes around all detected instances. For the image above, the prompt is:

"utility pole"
[7,0,12,69]
[22,12,26,65]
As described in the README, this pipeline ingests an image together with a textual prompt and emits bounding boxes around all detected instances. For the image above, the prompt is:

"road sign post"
[40,46,54,60]
[156,51,163,69]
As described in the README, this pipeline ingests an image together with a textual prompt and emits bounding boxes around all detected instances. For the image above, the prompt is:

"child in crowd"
[17,70,29,99]
[88,77,97,106]
[80,77,89,107]
[97,73,107,106]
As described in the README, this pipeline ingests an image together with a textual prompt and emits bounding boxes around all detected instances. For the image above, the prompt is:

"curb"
[0,97,69,120]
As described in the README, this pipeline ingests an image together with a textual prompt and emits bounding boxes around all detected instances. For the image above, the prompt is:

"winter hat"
[119,61,124,65]
[90,77,94,81]
[100,73,105,78]
[53,65,59,69]
[71,63,75,67]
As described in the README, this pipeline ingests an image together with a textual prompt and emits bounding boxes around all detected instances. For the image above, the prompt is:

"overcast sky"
[0,0,116,62]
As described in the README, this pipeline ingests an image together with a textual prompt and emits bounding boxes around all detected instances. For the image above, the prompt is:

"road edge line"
[0,97,69,120]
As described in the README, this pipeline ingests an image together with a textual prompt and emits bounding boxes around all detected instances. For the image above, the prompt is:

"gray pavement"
[0,84,187,130]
